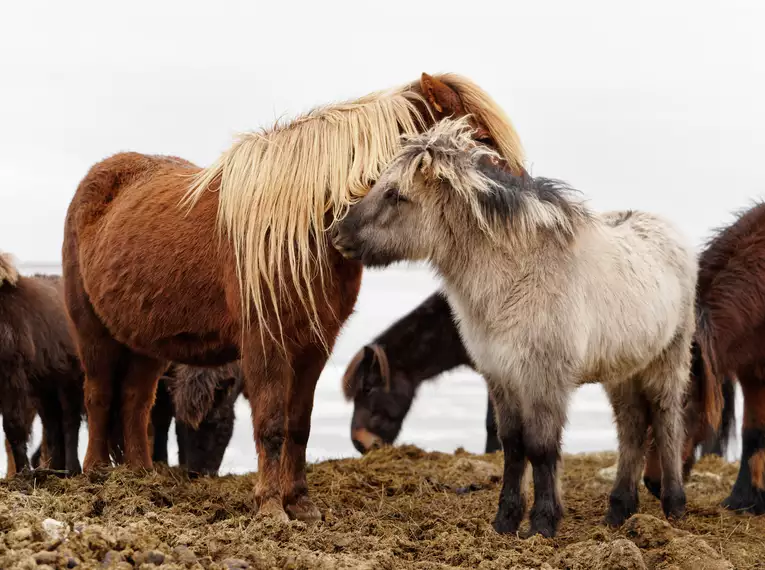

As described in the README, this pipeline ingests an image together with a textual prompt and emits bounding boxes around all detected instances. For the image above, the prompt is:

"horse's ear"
[421,73,465,118]
[342,347,368,400]
[420,73,492,140]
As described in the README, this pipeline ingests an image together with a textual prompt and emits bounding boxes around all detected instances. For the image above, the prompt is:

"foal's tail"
[0,252,20,287]
[695,308,724,436]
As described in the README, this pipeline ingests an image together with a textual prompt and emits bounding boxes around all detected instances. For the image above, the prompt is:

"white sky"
[1,0,763,261]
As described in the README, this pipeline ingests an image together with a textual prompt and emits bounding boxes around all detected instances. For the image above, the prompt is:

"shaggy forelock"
[390,117,590,243]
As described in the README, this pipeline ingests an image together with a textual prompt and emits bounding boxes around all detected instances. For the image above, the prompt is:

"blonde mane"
[183,74,526,350]
[0,252,20,287]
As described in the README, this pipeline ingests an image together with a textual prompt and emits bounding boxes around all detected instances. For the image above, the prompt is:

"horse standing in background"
[0,255,84,475]
[646,202,765,515]
[334,118,699,537]
[63,73,526,521]
[342,291,499,454]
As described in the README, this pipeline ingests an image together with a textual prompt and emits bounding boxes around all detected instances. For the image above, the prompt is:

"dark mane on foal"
[475,160,587,240]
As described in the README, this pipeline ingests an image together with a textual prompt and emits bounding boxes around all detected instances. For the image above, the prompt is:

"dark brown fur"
[646,202,765,514]
[151,363,243,476]
[0,271,84,475]
[62,74,497,520]
[342,291,500,454]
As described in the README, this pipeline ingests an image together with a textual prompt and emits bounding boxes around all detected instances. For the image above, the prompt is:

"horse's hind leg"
[119,353,166,469]
[151,380,174,464]
[722,366,765,514]
[603,381,651,527]
[642,350,689,522]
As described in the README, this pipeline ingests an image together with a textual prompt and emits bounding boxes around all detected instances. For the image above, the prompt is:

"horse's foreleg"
[243,345,290,522]
[485,390,501,453]
[723,371,765,514]
[521,385,567,538]
[120,354,165,469]
[281,343,326,522]
[488,381,528,535]
[604,382,651,526]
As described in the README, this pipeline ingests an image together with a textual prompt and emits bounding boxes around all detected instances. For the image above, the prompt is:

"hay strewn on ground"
[1,447,763,569]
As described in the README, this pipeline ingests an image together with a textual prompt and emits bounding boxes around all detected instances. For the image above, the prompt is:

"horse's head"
[342,344,415,454]
[332,117,520,269]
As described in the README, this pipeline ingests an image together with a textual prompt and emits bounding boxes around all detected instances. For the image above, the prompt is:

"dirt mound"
[0,448,762,569]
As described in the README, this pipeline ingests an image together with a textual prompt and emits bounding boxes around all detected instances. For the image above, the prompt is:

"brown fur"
[62,74,515,521]
[0,263,84,475]
[647,202,765,514]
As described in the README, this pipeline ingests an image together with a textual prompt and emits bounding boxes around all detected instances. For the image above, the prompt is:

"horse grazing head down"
[342,344,416,453]
[333,116,585,270]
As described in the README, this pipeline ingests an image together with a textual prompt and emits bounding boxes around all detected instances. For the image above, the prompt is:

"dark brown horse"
[151,362,243,476]
[343,291,500,454]
[645,202,765,514]
[0,256,84,475]
[62,73,526,521]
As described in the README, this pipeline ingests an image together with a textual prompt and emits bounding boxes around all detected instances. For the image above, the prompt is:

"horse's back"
[576,211,697,380]
[64,152,240,362]
[0,275,76,376]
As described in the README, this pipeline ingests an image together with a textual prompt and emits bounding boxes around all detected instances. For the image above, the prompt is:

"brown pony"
[0,255,84,475]
[62,72,526,521]
[645,202,765,514]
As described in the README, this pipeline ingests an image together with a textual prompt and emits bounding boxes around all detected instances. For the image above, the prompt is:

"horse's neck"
[436,238,566,320]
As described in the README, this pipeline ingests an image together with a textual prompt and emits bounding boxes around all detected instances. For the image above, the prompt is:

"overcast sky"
[1,0,763,262]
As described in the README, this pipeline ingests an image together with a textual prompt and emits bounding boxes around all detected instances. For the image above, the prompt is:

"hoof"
[643,476,661,500]
[662,490,687,521]
[285,495,323,523]
[722,490,765,515]
[522,523,557,539]
[257,498,290,523]
[603,510,628,528]
[492,515,521,535]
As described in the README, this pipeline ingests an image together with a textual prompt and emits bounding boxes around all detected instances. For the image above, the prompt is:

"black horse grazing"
[342,291,500,455]
[151,362,243,476]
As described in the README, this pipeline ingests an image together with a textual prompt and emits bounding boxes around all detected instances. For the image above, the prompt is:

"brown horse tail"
[695,307,724,435]
[341,344,392,400]
[0,252,20,287]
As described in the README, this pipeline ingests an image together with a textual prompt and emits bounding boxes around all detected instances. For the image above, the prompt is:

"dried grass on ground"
[1,447,763,569]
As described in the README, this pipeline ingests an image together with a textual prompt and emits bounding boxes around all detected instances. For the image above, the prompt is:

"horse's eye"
[384,186,407,203]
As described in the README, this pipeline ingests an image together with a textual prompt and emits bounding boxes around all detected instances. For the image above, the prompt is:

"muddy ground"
[0,447,763,569]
